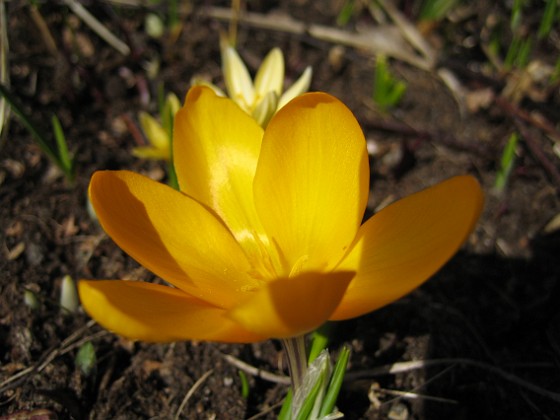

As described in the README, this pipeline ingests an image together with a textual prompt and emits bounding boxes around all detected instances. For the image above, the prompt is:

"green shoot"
[60,275,79,313]
[336,0,356,26]
[51,115,74,180]
[24,289,40,311]
[504,35,532,70]
[510,0,526,31]
[373,54,407,112]
[419,0,460,21]
[538,0,559,39]
[308,324,330,364]
[279,345,350,419]
[0,83,74,182]
[494,132,519,192]
[238,370,250,398]
[75,341,96,376]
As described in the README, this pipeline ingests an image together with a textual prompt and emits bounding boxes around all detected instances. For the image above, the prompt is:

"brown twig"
[364,119,492,157]
[495,96,560,142]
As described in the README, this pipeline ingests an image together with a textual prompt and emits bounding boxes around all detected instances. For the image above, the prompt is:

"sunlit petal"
[79,280,264,343]
[254,93,369,274]
[222,46,254,111]
[227,271,355,338]
[278,66,313,110]
[89,170,256,308]
[331,175,484,320]
[174,87,276,266]
[254,47,284,101]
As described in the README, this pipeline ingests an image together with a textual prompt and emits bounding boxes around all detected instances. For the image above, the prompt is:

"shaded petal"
[174,87,275,268]
[131,145,169,161]
[331,175,484,320]
[90,170,256,309]
[254,93,369,274]
[227,271,355,338]
[79,280,264,343]
[278,66,313,110]
[254,47,284,101]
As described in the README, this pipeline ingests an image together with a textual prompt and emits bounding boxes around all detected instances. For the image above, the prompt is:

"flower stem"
[282,335,308,393]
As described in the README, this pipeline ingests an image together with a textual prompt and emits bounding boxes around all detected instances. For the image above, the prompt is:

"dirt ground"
[1,1,560,419]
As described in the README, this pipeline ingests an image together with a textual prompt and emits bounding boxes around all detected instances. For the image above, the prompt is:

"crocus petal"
[254,47,284,102]
[254,93,369,274]
[131,145,169,161]
[79,280,264,343]
[138,111,169,154]
[278,66,313,110]
[331,175,484,320]
[252,90,278,127]
[227,271,355,338]
[174,87,275,267]
[89,170,256,309]
[222,46,255,112]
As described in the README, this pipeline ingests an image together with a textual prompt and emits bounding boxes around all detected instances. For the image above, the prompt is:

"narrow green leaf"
[51,115,73,177]
[318,345,351,418]
[238,370,250,399]
[294,375,324,420]
[538,0,558,39]
[278,389,293,420]
[0,83,62,169]
[336,0,356,26]
[419,0,459,21]
[494,132,519,191]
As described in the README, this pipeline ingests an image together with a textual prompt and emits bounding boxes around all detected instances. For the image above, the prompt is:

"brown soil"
[2,1,560,419]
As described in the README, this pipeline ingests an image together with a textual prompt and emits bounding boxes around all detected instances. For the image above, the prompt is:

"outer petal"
[79,280,264,343]
[331,175,484,320]
[227,271,355,338]
[254,93,369,274]
[89,170,256,309]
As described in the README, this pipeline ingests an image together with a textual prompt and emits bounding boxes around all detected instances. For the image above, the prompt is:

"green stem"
[282,335,308,393]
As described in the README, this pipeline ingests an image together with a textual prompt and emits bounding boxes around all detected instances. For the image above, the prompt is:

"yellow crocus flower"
[79,86,483,343]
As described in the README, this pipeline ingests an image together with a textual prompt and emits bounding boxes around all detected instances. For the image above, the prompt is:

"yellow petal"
[190,77,227,97]
[131,145,169,161]
[222,45,254,111]
[254,47,284,101]
[174,87,277,271]
[89,170,256,309]
[253,93,369,274]
[79,280,264,343]
[331,175,484,320]
[278,66,313,110]
[227,271,355,338]
[138,111,169,154]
